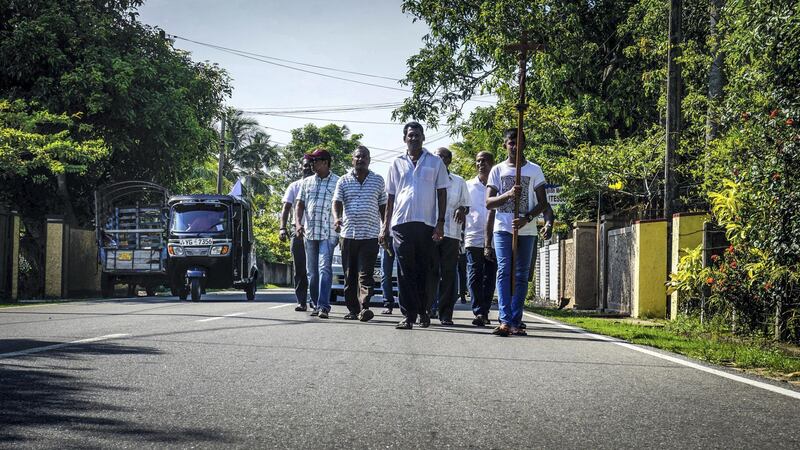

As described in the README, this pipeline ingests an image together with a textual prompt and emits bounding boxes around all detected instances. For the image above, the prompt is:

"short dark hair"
[476,150,494,162]
[354,145,370,157]
[403,121,424,137]
[503,128,522,140]
[436,147,452,159]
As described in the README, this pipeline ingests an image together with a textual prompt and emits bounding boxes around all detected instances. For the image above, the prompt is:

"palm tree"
[221,108,277,195]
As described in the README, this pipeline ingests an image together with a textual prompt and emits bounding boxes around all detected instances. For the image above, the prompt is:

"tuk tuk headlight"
[168,245,184,256]
[210,244,230,256]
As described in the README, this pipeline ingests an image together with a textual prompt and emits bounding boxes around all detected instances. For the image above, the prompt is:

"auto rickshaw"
[166,193,258,301]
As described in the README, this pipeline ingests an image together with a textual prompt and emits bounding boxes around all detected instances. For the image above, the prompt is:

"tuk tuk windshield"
[171,205,228,233]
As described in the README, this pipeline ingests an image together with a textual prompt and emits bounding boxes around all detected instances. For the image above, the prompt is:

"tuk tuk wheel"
[245,279,256,301]
[190,278,201,302]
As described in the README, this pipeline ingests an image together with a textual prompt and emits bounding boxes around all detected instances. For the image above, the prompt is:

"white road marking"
[196,312,246,323]
[523,312,800,401]
[0,334,130,359]
[268,303,294,309]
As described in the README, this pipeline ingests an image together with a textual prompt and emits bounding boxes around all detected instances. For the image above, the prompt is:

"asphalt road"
[1,289,799,449]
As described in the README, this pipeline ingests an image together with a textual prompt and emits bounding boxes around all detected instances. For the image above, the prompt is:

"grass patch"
[261,283,285,289]
[528,305,800,381]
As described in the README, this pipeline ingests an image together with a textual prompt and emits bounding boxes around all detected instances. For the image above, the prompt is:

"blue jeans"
[466,247,497,317]
[494,232,536,327]
[305,237,338,312]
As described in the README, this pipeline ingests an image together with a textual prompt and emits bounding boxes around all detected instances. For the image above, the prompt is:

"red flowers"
[787,118,795,126]
[726,245,735,254]
[764,282,772,291]
[706,277,715,285]
[772,172,781,181]
[730,260,737,269]
[770,109,779,118]
[711,254,720,262]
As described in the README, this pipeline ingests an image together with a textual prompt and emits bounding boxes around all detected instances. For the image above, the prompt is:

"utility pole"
[665,0,682,318]
[665,0,681,218]
[217,113,226,194]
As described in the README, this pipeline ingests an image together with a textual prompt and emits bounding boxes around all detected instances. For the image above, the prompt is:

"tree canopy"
[0,0,230,224]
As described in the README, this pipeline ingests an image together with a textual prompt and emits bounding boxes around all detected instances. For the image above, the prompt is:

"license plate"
[180,238,213,246]
[117,252,132,261]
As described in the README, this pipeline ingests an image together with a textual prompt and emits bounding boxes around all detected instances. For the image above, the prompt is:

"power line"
[171,34,410,93]
[170,35,498,105]
[247,111,406,125]
[172,35,399,81]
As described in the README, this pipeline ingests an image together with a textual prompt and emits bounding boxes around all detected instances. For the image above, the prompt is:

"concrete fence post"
[670,213,709,319]
[44,215,69,298]
[632,219,668,318]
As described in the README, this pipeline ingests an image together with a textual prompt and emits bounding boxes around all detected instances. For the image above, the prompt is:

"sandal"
[491,324,510,337]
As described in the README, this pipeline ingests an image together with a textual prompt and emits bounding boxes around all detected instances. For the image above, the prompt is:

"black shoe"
[318,310,329,319]
[485,317,492,325]
[396,319,412,330]
[343,313,358,320]
[460,297,467,304]
[419,312,430,328]
[519,322,527,329]
[440,318,454,326]
[358,309,374,322]
[472,315,486,327]
[295,304,307,312]
[381,308,393,315]
[310,309,319,317]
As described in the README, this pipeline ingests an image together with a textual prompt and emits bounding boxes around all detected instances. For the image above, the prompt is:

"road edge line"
[523,312,800,401]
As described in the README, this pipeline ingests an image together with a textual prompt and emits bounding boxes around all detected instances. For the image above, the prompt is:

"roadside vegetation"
[528,305,800,382]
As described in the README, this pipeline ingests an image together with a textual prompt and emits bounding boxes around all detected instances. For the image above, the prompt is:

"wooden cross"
[503,36,542,296]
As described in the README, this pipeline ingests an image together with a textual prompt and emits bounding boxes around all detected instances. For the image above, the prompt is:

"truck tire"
[190,278,201,302]
[101,274,114,298]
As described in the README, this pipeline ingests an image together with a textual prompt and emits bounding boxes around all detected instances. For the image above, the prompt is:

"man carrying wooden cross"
[485,128,550,336]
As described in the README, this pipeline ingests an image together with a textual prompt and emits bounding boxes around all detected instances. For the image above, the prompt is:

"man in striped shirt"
[296,148,339,319]
[333,146,387,322]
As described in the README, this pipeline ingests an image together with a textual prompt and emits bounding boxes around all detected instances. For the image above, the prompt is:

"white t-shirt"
[464,177,489,248]
[282,178,305,227]
[282,179,303,204]
[443,173,471,240]
[486,160,546,236]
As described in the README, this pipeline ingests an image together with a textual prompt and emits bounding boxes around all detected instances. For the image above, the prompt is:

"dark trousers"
[291,235,309,307]
[341,237,379,314]
[428,237,460,321]
[392,222,434,323]
[466,247,497,317]
[457,252,467,300]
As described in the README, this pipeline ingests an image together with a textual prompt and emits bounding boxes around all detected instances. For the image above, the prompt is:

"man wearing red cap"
[296,148,339,319]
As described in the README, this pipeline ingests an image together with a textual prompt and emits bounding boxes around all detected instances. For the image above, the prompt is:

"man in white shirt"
[428,147,471,326]
[465,151,497,327]
[279,157,313,311]
[381,122,449,330]
[486,129,551,337]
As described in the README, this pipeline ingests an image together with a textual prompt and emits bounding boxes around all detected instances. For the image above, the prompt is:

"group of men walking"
[279,122,553,336]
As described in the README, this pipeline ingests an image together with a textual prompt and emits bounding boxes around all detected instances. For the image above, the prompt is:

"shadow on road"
[0,340,231,446]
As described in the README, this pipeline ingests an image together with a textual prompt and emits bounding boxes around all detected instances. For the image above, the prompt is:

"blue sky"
[137,0,486,176]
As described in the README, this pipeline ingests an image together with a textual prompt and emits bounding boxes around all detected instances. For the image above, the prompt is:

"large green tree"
[0,0,230,226]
